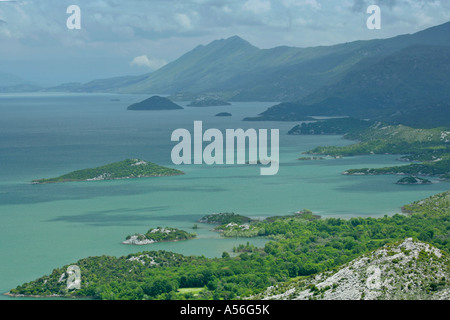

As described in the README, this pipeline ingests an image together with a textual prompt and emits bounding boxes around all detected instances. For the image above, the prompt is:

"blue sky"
[0,0,449,85]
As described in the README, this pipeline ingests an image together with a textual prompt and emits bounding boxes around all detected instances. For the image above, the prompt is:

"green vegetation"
[344,160,450,178]
[124,227,197,245]
[214,223,264,238]
[304,122,450,179]
[288,117,374,136]
[32,159,184,184]
[402,191,449,217]
[10,196,449,300]
[199,212,253,225]
[11,193,450,299]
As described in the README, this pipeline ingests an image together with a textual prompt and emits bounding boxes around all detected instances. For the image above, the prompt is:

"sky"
[0,0,449,86]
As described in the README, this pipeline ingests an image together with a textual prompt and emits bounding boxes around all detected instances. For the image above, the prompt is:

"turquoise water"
[0,93,448,299]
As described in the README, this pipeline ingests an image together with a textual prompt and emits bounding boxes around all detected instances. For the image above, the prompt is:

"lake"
[0,93,448,299]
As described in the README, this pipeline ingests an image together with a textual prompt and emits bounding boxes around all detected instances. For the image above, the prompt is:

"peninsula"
[32,159,184,184]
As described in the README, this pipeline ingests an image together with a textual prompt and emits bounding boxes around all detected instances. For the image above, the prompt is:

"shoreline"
[31,172,185,185]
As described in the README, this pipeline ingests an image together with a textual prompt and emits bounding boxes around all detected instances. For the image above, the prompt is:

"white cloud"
[175,13,193,30]
[130,55,167,70]
[243,0,271,14]
[281,0,321,9]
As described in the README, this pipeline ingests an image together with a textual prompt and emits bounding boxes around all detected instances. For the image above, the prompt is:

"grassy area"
[177,288,204,295]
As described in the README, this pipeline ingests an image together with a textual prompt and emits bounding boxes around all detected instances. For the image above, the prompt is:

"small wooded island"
[215,112,232,117]
[127,96,183,111]
[123,227,197,245]
[396,176,432,185]
[32,159,184,184]
[198,210,319,238]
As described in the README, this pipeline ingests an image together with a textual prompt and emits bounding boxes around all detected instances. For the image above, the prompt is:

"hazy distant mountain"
[0,71,24,87]
[0,72,42,93]
[59,21,450,103]
[248,44,450,128]
[0,71,42,92]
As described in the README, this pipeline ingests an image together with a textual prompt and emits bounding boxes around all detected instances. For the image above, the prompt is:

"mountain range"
[1,21,449,127]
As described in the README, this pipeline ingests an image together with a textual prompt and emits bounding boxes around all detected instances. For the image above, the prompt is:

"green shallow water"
[0,93,448,299]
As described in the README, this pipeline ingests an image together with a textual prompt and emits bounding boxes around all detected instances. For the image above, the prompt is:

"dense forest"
[9,191,449,300]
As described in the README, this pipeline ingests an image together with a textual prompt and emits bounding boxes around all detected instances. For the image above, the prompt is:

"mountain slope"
[248,44,450,127]
[59,21,450,102]
[257,238,449,300]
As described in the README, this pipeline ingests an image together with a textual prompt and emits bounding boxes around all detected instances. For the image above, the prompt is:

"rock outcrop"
[258,238,449,300]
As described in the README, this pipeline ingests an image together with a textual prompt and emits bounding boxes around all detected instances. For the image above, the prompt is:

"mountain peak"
[207,35,258,50]
[226,35,247,43]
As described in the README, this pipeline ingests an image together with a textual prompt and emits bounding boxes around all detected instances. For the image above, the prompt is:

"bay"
[0,93,448,299]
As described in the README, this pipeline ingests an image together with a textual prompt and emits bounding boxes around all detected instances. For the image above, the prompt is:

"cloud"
[175,13,193,30]
[281,0,321,9]
[351,0,442,12]
[130,55,167,70]
[0,0,448,84]
[243,0,271,14]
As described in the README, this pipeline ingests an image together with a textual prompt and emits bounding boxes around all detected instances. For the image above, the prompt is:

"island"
[198,212,253,225]
[123,227,196,245]
[288,117,374,136]
[127,96,183,111]
[215,112,232,117]
[187,98,231,107]
[199,210,319,238]
[32,159,184,184]
[298,156,324,161]
[395,176,432,185]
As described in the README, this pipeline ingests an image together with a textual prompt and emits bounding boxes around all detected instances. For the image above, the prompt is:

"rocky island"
[396,176,432,185]
[32,159,184,184]
[123,227,196,245]
[127,96,183,110]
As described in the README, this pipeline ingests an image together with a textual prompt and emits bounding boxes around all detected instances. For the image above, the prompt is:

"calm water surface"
[0,93,448,298]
